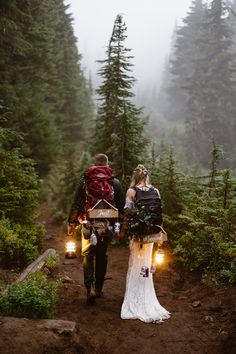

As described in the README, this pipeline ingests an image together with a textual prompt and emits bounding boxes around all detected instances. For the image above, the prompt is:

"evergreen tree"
[0,0,94,174]
[45,150,92,222]
[167,0,206,122]
[52,0,93,145]
[157,26,177,120]
[208,141,222,193]
[94,14,148,184]
[0,107,44,266]
[227,0,236,52]
[227,0,236,145]
[149,144,187,244]
[150,145,184,215]
[0,0,60,174]
[174,143,236,283]
[185,0,236,166]
[0,105,39,224]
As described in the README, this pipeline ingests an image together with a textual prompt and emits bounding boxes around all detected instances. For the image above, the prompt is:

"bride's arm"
[124,188,136,209]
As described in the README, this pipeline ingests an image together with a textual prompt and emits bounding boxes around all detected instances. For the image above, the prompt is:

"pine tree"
[52,0,93,145]
[149,144,188,246]
[174,142,236,283]
[45,150,92,221]
[0,0,94,174]
[94,14,148,184]
[157,25,178,120]
[0,106,39,224]
[227,0,236,53]
[185,0,236,166]
[208,141,222,193]
[167,0,207,122]
[0,0,61,174]
[0,106,44,266]
[150,145,184,215]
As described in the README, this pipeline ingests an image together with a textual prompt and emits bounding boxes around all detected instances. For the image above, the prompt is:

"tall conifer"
[94,14,148,184]
[167,0,206,122]
[185,0,236,166]
[0,0,93,174]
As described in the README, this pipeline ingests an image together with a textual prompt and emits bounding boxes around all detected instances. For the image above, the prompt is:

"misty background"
[65,0,192,92]
[63,0,236,171]
[0,0,235,288]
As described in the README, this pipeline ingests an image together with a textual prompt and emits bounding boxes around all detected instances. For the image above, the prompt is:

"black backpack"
[133,186,163,235]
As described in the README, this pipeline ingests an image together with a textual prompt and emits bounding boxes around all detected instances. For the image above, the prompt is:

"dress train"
[121,239,170,323]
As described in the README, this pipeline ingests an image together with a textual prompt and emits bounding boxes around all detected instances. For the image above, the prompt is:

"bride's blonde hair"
[130,164,150,187]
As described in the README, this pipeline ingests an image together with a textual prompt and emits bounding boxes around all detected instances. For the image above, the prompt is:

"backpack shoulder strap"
[150,186,160,198]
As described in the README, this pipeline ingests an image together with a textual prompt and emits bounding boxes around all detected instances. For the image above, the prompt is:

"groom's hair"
[93,154,109,166]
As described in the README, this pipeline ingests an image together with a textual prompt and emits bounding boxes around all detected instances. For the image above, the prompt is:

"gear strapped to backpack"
[126,186,163,241]
[82,165,119,239]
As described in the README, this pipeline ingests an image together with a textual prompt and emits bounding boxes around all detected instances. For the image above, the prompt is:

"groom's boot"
[95,286,103,298]
[86,286,96,305]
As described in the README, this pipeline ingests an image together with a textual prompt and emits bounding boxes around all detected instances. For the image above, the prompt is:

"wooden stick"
[16,248,57,283]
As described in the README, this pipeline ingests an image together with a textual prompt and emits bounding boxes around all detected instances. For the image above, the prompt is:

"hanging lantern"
[65,237,77,258]
[154,249,165,265]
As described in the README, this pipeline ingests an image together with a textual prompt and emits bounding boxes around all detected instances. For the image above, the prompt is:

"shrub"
[174,225,236,284]
[0,147,40,224]
[0,218,45,267]
[44,253,60,271]
[0,270,61,319]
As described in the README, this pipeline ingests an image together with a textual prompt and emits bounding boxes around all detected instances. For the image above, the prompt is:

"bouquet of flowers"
[125,206,161,242]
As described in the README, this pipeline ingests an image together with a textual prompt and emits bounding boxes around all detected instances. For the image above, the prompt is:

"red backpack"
[83,165,115,208]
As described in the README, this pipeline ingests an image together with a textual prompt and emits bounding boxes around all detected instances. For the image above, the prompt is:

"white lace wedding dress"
[121,239,170,323]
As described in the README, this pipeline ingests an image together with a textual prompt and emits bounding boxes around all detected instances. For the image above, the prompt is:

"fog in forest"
[62,0,236,170]
[1,3,235,343]
[65,0,192,91]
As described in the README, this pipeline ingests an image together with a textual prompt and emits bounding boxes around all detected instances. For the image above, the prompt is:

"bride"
[121,164,170,323]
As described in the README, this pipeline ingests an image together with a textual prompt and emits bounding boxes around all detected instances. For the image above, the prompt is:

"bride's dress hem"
[121,240,171,324]
[121,312,171,324]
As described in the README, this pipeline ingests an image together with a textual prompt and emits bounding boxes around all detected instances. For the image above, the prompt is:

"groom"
[67,153,124,305]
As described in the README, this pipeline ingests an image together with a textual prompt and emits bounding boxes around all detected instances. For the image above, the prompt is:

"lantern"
[65,237,77,258]
[154,249,165,265]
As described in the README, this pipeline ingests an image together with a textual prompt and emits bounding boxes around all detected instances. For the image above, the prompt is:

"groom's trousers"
[81,234,110,291]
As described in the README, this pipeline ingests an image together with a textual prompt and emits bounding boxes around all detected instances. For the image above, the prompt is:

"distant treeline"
[145,0,236,169]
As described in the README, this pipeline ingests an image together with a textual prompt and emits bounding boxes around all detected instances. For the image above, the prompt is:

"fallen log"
[16,248,58,283]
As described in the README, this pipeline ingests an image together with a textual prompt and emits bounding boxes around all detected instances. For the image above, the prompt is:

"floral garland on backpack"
[125,205,159,242]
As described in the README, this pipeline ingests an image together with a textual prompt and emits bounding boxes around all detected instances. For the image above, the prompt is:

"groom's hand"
[67,223,75,236]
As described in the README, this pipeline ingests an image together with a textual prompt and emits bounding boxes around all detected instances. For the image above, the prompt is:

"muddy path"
[43,214,235,354]
[0,207,235,354]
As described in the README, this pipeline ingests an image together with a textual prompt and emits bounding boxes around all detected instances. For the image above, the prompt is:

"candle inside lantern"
[65,239,77,258]
[154,249,164,265]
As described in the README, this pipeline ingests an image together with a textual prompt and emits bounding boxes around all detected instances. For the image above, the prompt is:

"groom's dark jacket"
[68,174,125,225]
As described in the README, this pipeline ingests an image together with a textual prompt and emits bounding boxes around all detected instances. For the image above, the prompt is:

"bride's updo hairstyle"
[130,164,149,187]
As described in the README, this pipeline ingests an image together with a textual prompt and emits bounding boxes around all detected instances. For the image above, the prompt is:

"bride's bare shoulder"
[126,187,136,199]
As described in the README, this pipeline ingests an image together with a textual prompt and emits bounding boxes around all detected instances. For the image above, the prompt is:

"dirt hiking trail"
[0,209,235,354]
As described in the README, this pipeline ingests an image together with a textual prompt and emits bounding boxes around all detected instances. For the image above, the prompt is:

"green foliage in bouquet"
[125,206,156,241]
